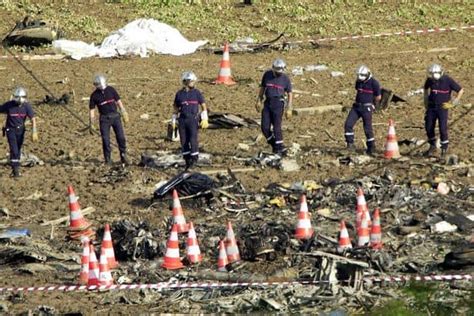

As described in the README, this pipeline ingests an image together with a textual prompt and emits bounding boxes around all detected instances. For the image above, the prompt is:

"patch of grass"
[370,300,424,316]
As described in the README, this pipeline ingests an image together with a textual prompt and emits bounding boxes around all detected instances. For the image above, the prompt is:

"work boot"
[366,146,375,156]
[120,153,130,166]
[104,157,112,165]
[440,148,448,160]
[274,147,288,157]
[185,157,194,170]
[423,145,437,157]
[347,143,356,152]
[11,167,21,178]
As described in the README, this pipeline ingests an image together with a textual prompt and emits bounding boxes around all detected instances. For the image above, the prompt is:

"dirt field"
[0,2,473,315]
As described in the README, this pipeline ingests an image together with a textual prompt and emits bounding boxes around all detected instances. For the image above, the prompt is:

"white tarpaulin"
[53,19,208,60]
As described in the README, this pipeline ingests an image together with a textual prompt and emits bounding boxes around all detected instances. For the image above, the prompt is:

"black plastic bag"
[154,171,215,199]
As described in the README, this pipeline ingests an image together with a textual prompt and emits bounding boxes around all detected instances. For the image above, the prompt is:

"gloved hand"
[31,128,38,142]
[89,124,96,135]
[171,114,177,128]
[285,103,293,119]
[200,110,209,129]
[442,102,455,110]
[121,109,129,125]
[255,99,263,113]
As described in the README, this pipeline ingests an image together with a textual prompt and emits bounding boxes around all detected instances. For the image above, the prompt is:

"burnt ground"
[0,13,473,315]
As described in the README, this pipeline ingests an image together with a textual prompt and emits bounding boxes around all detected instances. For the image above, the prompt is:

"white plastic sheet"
[53,19,208,60]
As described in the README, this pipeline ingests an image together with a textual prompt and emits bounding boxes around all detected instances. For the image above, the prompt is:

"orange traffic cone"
[294,194,314,240]
[67,185,91,231]
[225,221,241,263]
[88,244,100,286]
[99,247,114,286]
[214,42,236,85]
[161,224,184,270]
[384,119,401,159]
[172,189,189,233]
[186,222,202,264]
[217,240,229,272]
[101,224,118,269]
[337,220,352,253]
[79,237,90,285]
[355,187,368,229]
[370,208,383,249]
[357,212,370,247]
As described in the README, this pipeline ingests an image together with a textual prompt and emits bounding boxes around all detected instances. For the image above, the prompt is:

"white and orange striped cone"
[101,224,118,269]
[355,187,368,230]
[337,220,352,253]
[67,185,95,240]
[364,208,372,230]
[225,221,241,263]
[357,212,370,247]
[98,247,114,286]
[186,222,202,264]
[294,194,314,240]
[217,240,229,272]
[172,189,189,233]
[213,42,236,85]
[384,119,401,159]
[79,237,90,285]
[370,208,383,250]
[67,185,92,231]
[88,244,100,286]
[161,224,184,270]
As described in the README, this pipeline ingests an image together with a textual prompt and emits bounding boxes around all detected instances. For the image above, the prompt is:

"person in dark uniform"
[89,75,130,165]
[257,58,293,156]
[344,65,381,155]
[173,71,208,169]
[0,87,38,177]
[423,63,464,159]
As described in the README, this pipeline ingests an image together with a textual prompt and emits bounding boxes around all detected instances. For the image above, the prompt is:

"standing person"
[256,58,293,156]
[344,65,381,155]
[423,63,464,159]
[173,71,208,169]
[89,74,130,165]
[0,87,38,177]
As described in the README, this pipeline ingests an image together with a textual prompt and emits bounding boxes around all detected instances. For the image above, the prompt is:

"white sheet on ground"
[53,19,207,60]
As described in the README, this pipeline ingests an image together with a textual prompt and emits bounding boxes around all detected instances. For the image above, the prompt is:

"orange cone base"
[371,242,383,250]
[69,229,95,240]
[161,258,184,270]
[295,229,314,240]
[214,78,236,85]
[67,223,92,232]
[187,255,202,264]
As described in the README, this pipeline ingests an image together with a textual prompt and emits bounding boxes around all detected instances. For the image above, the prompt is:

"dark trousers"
[261,98,285,152]
[99,113,126,161]
[425,106,449,149]
[6,126,24,170]
[344,104,375,149]
[178,115,199,161]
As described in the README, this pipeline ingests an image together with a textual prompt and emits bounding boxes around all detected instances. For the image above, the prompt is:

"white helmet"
[356,65,371,81]
[93,74,107,90]
[427,64,443,80]
[181,71,197,82]
[13,87,27,104]
[272,58,286,74]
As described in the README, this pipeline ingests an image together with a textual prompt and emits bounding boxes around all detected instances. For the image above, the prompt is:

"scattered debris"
[154,172,215,199]
[208,113,259,129]
[292,105,343,115]
[141,151,212,169]
[2,16,63,47]
[330,71,344,77]
[0,152,44,167]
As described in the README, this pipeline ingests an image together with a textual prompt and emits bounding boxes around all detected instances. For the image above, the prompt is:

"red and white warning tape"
[0,274,471,293]
[315,25,474,42]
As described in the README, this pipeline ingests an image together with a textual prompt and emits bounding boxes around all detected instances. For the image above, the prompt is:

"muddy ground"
[0,11,473,315]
